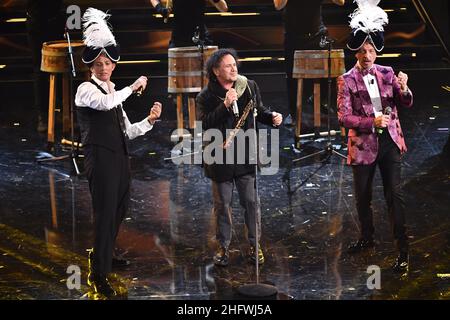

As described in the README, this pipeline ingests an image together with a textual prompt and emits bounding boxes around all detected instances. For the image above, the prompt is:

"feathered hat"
[81,8,120,64]
[347,0,389,52]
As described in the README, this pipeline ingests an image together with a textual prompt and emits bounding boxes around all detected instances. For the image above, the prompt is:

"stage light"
[378,53,417,58]
[384,8,407,13]
[205,12,260,16]
[239,57,282,62]
[153,13,174,19]
[6,18,26,23]
[118,60,161,64]
[378,53,401,58]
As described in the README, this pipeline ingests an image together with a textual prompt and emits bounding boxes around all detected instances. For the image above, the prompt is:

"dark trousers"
[211,174,261,248]
[352,131,408,252]
[84,145,130,275]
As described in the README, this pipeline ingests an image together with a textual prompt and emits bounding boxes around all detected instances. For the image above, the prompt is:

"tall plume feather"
[82,8,117,49]
[349,0,388,34]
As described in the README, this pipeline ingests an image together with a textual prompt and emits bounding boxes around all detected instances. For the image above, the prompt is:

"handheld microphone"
[135,76,148,97]
[232,100,239,118]
[377,106,392,134]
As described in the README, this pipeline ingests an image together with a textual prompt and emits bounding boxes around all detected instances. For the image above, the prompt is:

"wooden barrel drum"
[40,40,88,144]
[292,49,346,145]
[168,46,218,93]
[293,49,345,79]
[41,40,88,73]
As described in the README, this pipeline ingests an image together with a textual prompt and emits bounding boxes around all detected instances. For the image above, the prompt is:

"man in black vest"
[197,48,283,267]
[76,8,162,298]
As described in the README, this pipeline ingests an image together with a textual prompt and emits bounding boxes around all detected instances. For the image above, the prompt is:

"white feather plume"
[349,0,388,34]
[82,7,117,49]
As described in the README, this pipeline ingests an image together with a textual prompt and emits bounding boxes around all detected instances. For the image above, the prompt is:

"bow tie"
[360,67,376,77]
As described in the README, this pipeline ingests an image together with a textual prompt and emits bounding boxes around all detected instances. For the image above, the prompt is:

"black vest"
[77,80,129,154]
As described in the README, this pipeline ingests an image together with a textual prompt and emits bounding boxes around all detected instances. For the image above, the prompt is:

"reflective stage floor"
[0,70,449,300]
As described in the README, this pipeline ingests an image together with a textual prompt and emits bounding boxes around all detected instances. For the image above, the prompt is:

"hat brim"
[347,30,384,52]
[82,45,120,64]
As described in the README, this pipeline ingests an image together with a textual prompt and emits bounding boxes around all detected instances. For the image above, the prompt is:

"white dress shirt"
[360,68,383,117]
[75,75,153,140]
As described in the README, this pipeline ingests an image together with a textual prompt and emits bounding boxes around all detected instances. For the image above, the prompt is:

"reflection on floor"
[0,70,449,300]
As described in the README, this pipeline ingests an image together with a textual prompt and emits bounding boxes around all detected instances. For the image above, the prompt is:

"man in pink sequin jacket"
[337,39,413,273]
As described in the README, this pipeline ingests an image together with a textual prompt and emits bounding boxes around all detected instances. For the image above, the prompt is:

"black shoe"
[213,246,229,266]
[87,273,117,298]
[249,244,265,264]
[347,239,375,254]
[392,252,409,273]
[112,256,131,268]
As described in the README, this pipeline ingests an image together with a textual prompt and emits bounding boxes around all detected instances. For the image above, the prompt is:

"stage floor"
[0,70,449,300]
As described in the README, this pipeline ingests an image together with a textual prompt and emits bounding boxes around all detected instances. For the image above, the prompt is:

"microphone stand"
[37,28,80,176]
[292,34,346,164]
[189,26,205,134]
[237,101,278,298]
[192,26,205,88]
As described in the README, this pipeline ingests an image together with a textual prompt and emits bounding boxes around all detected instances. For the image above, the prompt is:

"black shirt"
[196,78,274,182]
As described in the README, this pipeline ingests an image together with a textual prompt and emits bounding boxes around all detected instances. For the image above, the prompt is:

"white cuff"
[124,86,133,95]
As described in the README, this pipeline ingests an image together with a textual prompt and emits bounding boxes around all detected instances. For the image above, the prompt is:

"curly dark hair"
[205,48,240,82]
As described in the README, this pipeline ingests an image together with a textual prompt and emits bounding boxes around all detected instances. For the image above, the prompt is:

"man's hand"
[224,88,237,109]
[272,112,283,126]
[148,102,162,124]
[396,71,408,92]
[130,76,148,93]
[374,114,390,128]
